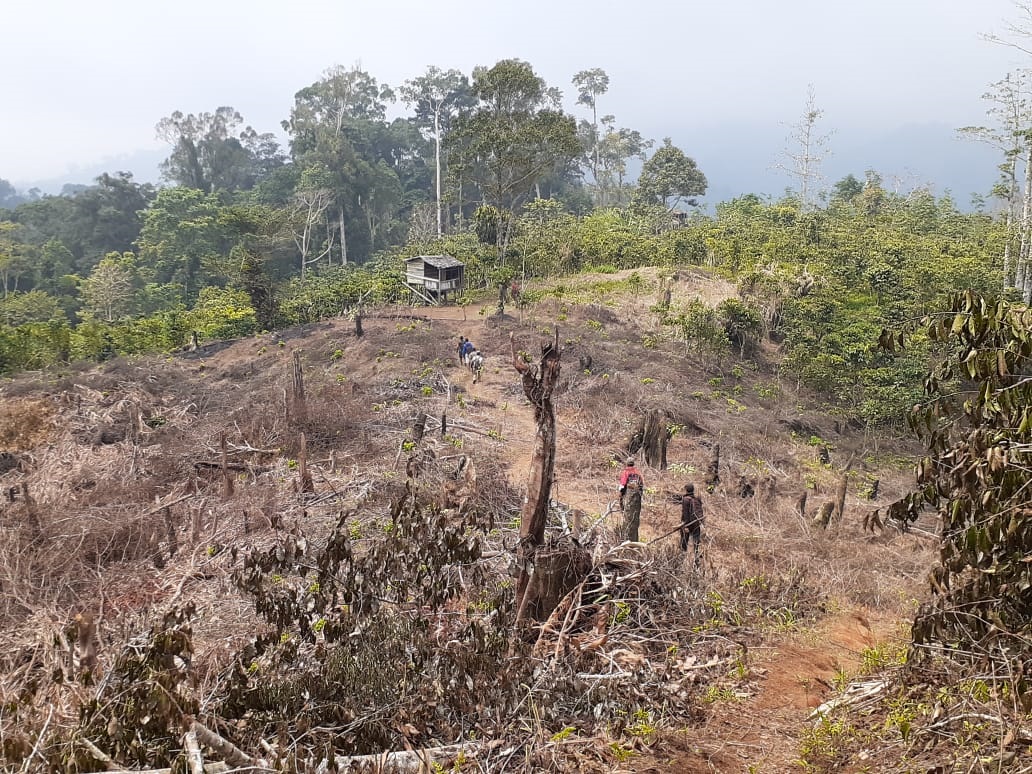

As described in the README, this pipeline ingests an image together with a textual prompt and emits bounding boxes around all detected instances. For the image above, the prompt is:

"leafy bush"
[189,286,258,340]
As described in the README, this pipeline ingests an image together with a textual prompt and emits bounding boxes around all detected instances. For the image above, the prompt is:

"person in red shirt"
[618,458,644,541]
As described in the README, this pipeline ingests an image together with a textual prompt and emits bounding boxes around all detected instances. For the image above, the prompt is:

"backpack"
[625,472,643,492]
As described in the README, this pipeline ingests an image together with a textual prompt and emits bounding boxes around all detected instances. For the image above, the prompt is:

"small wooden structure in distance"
[402,254,465,305]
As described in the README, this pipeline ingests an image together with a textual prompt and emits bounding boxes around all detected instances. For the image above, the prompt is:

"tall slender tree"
[400,67,473,237]
[572,68,609,201]
[960,71,1032,297]
[284,65,418,264]
[776,84,832,211]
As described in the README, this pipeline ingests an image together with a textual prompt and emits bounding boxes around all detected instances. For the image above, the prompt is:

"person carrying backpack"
[461,338,475,365]
[678,483,705,569]
[619,458,644,541]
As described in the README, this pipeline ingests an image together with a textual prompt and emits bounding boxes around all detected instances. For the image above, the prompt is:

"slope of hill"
[0,267,943,772]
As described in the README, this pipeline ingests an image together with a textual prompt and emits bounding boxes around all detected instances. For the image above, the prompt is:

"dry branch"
[189,719,259,769]
[183,729,205,774]
[326,741,488,772]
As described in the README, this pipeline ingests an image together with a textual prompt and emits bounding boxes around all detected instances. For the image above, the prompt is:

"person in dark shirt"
[679,483,705,568]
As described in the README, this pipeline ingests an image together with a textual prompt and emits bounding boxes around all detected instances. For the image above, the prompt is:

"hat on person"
[685,483,695,494]
[625,457,635,466]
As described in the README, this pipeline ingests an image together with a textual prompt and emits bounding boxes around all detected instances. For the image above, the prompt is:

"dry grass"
[0,285,945,771]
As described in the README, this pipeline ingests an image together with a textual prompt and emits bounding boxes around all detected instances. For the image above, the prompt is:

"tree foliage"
[633,139,707,212]
[892,292,1032,702]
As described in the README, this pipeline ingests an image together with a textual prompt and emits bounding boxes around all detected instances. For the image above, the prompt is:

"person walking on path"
[678,483,705,568]
[619,458,644,542]
[457,336,467,366]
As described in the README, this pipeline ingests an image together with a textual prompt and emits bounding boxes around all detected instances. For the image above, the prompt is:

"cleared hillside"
[0,268,942,772]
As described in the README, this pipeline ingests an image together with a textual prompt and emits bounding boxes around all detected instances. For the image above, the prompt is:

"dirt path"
[630,608,901,773]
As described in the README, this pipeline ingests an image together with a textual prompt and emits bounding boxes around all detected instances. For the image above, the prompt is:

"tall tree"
[596,118,652,207]
[0,178,30,209]
[156,107,284,193]
[632,138,707,213]
[290,167,337,277]
[400,67,473,237]
[572,68,610,201]
[448,59,581,256]
[0,223,30,297]
[776,84,832,211]
[136,187,233,301]
[959,70,1032,296]
[284,65,410,263]
[80,253,136,321]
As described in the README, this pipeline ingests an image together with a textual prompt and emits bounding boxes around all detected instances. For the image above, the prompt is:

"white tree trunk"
[340,207,348,266]
[434,110,443,237]
[1017,145,1032,296]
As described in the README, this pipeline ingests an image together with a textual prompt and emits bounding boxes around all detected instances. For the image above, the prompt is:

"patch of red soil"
[631,610,897,773]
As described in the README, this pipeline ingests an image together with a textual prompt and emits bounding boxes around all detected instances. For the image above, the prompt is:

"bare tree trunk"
[641,409,668,470]
[412,411,427,442]
[340,207,349,266]
[1004,152,1018,290]
[511,329,562,623]
[833,472,848,525]
[298,432,314,494]
[435,110,443,237]
[220,431,233,499]
[832,454,856,528]
[1017,145,1032,298]
[705,443,720,492]
[291,350,307,424]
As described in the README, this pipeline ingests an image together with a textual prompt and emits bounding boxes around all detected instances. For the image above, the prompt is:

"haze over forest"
[0,0,1023,208]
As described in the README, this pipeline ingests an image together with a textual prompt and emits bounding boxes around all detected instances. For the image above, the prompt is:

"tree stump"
[510,329,589,624]
[641,409,668,470]
[705,443,721,492]
[624,490,642,542]
[814,500,835,528]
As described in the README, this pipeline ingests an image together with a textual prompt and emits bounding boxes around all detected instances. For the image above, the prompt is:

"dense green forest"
[0,59,1021,428]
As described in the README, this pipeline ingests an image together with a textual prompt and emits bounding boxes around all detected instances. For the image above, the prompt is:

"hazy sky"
[1,0,1026,192]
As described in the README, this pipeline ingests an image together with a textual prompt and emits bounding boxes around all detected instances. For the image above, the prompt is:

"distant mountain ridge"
[7,122,998,212]
[673,120,1001,211]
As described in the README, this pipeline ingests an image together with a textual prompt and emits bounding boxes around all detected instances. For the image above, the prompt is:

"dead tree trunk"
[705,443,721,492]
[641,409,668,470]
[220,431,234,499]
[412,411,428,442]
[814,500,835,528]
[298,432,314,494]
[833,472,848,525]
[510,329,569,623]
[290,350,307,424]
[832,453,856,528]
